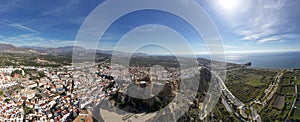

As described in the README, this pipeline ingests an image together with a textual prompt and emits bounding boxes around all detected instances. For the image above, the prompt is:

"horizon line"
[1,42,300,55]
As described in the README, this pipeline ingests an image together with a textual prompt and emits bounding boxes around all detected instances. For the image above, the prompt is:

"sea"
[197,51,300,69]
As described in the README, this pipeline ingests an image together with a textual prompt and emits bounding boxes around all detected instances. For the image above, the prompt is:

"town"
[0,60,200,122]
[0,52,299,122]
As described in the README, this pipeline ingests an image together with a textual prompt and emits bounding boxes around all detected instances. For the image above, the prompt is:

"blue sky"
[0,0,300,54]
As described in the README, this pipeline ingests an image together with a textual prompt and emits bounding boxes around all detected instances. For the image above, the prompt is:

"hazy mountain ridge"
[0,43,245,69]
[0,43,121,55]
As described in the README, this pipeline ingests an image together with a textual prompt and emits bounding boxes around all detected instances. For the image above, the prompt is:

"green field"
[226,68,277,103]
[280,86,295,94]
[280,96,294,119]
[259,71,298,121]
[290,109,300,120]
[246,78,265,86]
[294,69,300,84]
[296,79,300,85]
[281,77,291,85]
[290,101,300,120]
[261,95,294,121]
[227,84,266,103]
[245,108,252,115]
[296,71,300,84]
[284,71,295,77]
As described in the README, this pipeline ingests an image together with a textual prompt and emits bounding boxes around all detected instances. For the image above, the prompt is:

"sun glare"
[218,0,240,12]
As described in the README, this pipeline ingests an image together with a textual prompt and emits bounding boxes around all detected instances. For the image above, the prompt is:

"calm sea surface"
[197,51,300,69]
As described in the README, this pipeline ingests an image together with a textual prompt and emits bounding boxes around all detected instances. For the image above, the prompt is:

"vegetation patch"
[296,79,300,85]
[296,69,300,85]
[281,77,291,85]
[290,109,300,120]
[227,84,265,103]
[226,68,277,103]
[290,100,300,120]
[246,79,265,86]
[280,86,295,95]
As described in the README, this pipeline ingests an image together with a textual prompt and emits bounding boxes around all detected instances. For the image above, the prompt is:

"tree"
[11,69,22,77]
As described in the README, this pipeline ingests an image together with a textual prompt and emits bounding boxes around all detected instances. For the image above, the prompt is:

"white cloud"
[0,34,74,47]
[9,23,38,33]
[263,0,285,9]
[196,44,237,48]
[234,0,292,43]
[257,36,282,43]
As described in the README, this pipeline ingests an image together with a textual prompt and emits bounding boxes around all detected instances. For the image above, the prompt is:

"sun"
[217,0,240,12]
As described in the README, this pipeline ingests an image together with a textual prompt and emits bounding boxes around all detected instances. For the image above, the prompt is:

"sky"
[0,0,300,54]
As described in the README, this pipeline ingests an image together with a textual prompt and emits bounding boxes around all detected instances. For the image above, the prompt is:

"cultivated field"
[272,94,285,109]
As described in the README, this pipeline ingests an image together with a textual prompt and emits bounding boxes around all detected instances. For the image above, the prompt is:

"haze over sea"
[197,51,300,69]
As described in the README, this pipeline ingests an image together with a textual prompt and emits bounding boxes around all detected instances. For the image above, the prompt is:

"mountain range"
[0,43,141,55]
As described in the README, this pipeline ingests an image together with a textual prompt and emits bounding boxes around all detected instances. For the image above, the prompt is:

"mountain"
[0,43,37,53]
[0,43,241,69]
[0,43,79,54]
[96,50,148,56]
[0,43,148,56]
[0,43,18,51]
[19,46,49,51]
[38,46,84,54]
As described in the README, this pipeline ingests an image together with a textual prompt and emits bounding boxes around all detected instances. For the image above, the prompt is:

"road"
[212,71,245,108]
[285,78,298,122]
[253,72,283,107]
[212,71,261,122]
